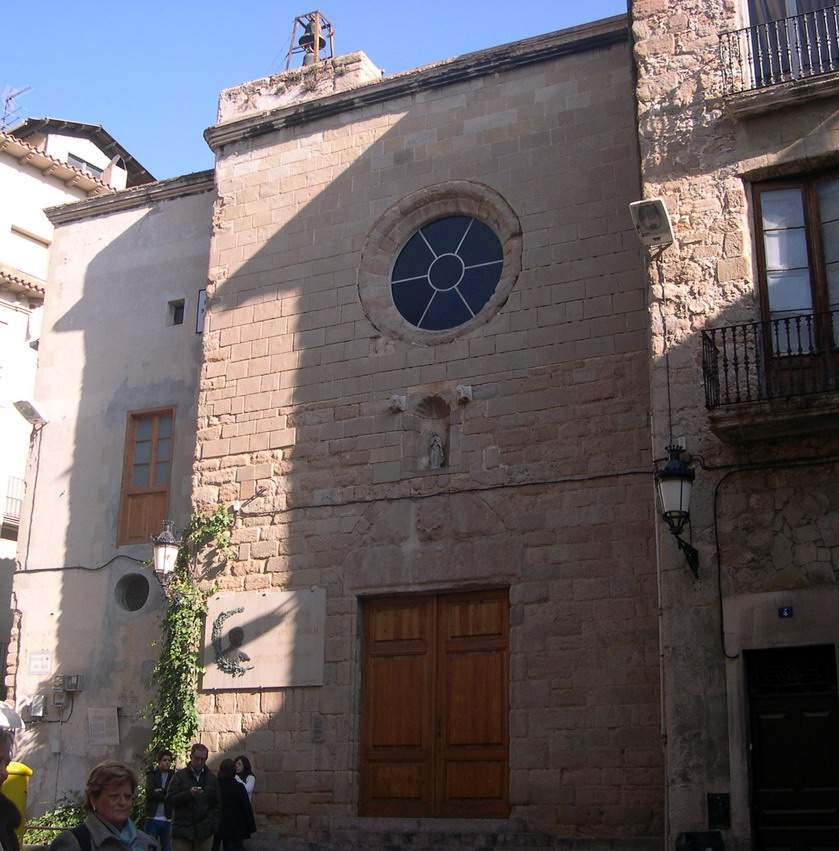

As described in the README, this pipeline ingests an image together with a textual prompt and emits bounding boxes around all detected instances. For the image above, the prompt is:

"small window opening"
[67,153,103,179]
[114,573,150,612]
[169,299,185,326]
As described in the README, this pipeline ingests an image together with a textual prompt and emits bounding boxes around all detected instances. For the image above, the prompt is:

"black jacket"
[0,792,20,851]
[144,769,174,819]
[166,766,220,841]
[216,778,255,842]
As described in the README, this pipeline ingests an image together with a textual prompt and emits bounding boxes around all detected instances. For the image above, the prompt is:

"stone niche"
[399,393,463,476]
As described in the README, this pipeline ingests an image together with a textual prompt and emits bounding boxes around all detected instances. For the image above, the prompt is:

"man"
[166,743,220,851]
[0,730,21,851]
[144,750,174,851]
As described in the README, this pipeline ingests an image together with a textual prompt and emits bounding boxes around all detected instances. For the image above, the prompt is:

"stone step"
[245,826,659,850]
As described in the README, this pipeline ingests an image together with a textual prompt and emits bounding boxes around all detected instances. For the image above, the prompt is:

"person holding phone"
[166,744,219,851]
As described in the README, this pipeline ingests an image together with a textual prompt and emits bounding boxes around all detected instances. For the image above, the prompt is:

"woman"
[50,761,158,851]
[213,760,254,851]
[0,730,21,851]
[232,757,254,802]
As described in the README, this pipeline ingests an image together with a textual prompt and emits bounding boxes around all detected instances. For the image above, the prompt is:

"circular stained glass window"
[391,216,503,331]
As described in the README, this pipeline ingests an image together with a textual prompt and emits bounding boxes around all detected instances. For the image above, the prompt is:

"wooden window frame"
[753,173,838,328]
[116,406,175,546]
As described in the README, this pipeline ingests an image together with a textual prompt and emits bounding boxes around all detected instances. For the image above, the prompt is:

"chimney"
[101,155,127,190]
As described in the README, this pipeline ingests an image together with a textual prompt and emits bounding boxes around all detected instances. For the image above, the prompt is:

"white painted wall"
[0,153,87,281]
[0,297,38,554]
[43,134,113,173]
[13,181,213,808]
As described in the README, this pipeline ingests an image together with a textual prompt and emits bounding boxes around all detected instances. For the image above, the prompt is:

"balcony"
[701,309,839,441]
[720,6,839,115]
[3,476,24,527]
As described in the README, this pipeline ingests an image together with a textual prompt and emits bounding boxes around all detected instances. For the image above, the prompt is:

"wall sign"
[88,707,120,745]
[28,651,52,675]
[202,588,326,690]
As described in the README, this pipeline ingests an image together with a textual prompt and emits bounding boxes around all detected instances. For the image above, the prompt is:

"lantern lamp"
[152,519,180,580]
[655,445,699,576]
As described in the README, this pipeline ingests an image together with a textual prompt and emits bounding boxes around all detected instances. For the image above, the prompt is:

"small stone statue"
[429,432,445,470]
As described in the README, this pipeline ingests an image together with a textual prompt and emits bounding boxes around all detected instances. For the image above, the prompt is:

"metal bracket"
[675,535,700,578]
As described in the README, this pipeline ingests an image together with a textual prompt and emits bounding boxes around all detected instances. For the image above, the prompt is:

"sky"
[2,1,627,180]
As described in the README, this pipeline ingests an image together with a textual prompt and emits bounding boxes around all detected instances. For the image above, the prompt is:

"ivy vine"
[146,505,235,763]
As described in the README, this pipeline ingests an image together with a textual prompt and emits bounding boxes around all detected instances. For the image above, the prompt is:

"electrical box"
[64,674,83,693]
[29,694,46,720]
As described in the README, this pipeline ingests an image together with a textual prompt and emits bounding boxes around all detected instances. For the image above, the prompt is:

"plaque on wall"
[28,651,52,676]
[88,707,120,745]
[202,588,326,690]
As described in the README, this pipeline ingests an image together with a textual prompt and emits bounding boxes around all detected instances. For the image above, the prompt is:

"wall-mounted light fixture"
[152,519,180,583]
[655,445,699,577]
[13,398,49,426]
[629,198,675,248]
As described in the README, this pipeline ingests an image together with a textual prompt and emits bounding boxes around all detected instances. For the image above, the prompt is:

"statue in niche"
[428,432,446,470]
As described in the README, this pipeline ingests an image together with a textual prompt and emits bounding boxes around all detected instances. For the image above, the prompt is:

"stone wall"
[631,0,839,846]
[196,25,663,840]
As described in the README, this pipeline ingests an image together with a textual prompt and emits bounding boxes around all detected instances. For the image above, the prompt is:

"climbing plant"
[146,505,234,763]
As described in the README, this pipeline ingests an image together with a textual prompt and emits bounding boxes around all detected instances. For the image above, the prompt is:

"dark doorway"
[360,589,509,818]
[746,644,839,850]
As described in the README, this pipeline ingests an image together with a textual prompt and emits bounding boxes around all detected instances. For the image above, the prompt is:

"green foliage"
[131,781,147,825]
[146,506,234,764]
[23,795,85,845]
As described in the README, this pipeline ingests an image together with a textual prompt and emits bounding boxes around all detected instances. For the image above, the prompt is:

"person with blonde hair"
[49,761,158,851]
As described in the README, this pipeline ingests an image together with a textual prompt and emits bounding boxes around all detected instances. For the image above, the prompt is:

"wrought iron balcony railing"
[4,475,24,524]
[720,6,839,95]
[701,309,839,409]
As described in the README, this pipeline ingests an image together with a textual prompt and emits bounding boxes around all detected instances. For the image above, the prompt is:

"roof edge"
[46,169,215,226]
[0,263,46,298]
[11,118,156,186]
[0,131,113,196]
[204,14,628,152]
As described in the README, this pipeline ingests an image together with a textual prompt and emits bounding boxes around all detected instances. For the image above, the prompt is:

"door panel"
[360,590,509,818]
[437,590,510,818]
[747,645,839,850]
[445,652,505,745]
[360,597,435,816]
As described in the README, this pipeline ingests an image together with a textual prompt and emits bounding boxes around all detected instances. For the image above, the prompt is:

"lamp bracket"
[675,535,700,578]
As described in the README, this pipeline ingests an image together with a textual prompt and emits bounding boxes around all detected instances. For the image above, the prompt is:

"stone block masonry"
[196,20,662,842]
[633,2,839,848]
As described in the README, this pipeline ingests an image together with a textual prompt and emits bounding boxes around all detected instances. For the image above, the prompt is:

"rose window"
[390,215,503,331]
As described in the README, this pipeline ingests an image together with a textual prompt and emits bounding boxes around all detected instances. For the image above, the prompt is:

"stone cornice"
[46,169,215,226]
[204,15,628,152]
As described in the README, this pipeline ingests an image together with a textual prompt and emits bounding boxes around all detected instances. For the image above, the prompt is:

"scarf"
[95,814,142,849]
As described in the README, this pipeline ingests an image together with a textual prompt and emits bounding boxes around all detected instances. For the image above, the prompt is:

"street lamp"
[655,445,699,577]
[152,519,180,582]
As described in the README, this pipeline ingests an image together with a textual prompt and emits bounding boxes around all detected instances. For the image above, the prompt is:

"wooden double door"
[360,589,509,818]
